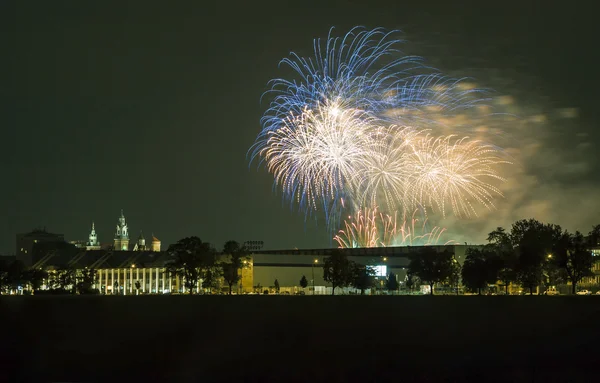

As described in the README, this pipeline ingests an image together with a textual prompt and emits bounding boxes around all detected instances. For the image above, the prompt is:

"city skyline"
[2,0,599,254]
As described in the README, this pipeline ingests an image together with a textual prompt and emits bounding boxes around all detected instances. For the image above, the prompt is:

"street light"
[312,259,318,295]
[240,259,248,294]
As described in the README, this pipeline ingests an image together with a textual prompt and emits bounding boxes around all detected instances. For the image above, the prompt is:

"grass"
[3,295,600,382]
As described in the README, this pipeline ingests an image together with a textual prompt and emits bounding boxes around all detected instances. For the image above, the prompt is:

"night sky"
[2,1,598,254]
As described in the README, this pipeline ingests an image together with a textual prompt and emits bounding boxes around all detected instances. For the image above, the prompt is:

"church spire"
[114,210,130,251]
[87,220,99,249]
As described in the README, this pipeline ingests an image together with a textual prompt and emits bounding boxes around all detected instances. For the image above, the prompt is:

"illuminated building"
[113,210,130,251]
[86,222,101,250]
[29,245,474,295]
[133,231,146,251]
[581,246,600,288]
[151,235,161,252]
[250,245,473,294]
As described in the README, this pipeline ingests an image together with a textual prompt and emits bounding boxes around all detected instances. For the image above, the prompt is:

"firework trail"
[334,207,455,248]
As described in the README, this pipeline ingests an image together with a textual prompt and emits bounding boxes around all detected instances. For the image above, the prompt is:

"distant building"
[151,234,161,252]
[86,222,101,250]
[114,210,130,251]
[16,228,65,267]
[69,240,87,249]
[133,231,146,251]
[581,245,600,289]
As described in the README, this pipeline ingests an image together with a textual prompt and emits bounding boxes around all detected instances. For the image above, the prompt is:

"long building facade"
[31,244,475,295]
[251,245,473,293]
[17,243,600,295]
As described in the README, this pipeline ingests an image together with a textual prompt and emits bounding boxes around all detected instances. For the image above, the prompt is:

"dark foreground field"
[2,296,600,382]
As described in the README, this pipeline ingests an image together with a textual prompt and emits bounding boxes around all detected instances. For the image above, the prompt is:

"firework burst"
[403,134,510,217]
[250,26,511,244]
[262,99,376,213]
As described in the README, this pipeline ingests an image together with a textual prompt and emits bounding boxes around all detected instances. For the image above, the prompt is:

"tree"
[76,268,97,294]
[202,268,220,293]
[322,250,354,295]
[407,248,454,295]
[588,224,600,247]
[386,272,399,294]
[0,260,26,294]
[405,270,420,293]
[54,266,76,293]
[351,264,375,295]
[553,231,594,294]
[492,219,563,295]
[0,260,9,293]
[274,279,280,293]
[461,248,498,295]
[221,240,250,295]
[222,262,240,295]
[166,237,216,294]
[25,268,48,294]
[299,275,308,290]
[447,259,461,295]
[135,280,141,295]
[513,220,562,294]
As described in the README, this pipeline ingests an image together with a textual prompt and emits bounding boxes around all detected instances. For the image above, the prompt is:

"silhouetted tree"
[135,280,141,295]
[76,268,97,294]
[0,260,26,294]
[448,259,462,295]
[299,275,308,289]
[323,250,354,295]
[487,227,517,294]
[54,266,76,293]
[221,262,239,295]
[461,248,498,295]
[512,220,562,294]
[222,240,250,295]
[407,248,454,295]
[386,272,399,294]
[490,219,563,295]
[405,270,420,292]
[166,237,216,294]
[202,268,220,293]
[588,224,600,247]
[553,231,594,294]
[25,268,48,294]
[351,264,375,295]
[274,279,280,293]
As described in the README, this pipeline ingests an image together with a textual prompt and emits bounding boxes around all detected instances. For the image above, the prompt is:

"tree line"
[317,219,599,295]
[460,219,599,295]
[164,237,251,295]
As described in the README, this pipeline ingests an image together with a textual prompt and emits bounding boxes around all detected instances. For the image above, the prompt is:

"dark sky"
[2,1,598,254]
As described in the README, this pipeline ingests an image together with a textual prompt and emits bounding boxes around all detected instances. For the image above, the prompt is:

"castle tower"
[136,231,146,251]
[86,221,100,250]
[114,210,130,251]
[151,234,161,252]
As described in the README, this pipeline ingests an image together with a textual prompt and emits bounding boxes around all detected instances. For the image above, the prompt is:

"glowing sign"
[373,265,387,277]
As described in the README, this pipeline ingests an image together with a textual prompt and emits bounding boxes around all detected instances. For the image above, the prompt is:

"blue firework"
[250,26,492,227]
